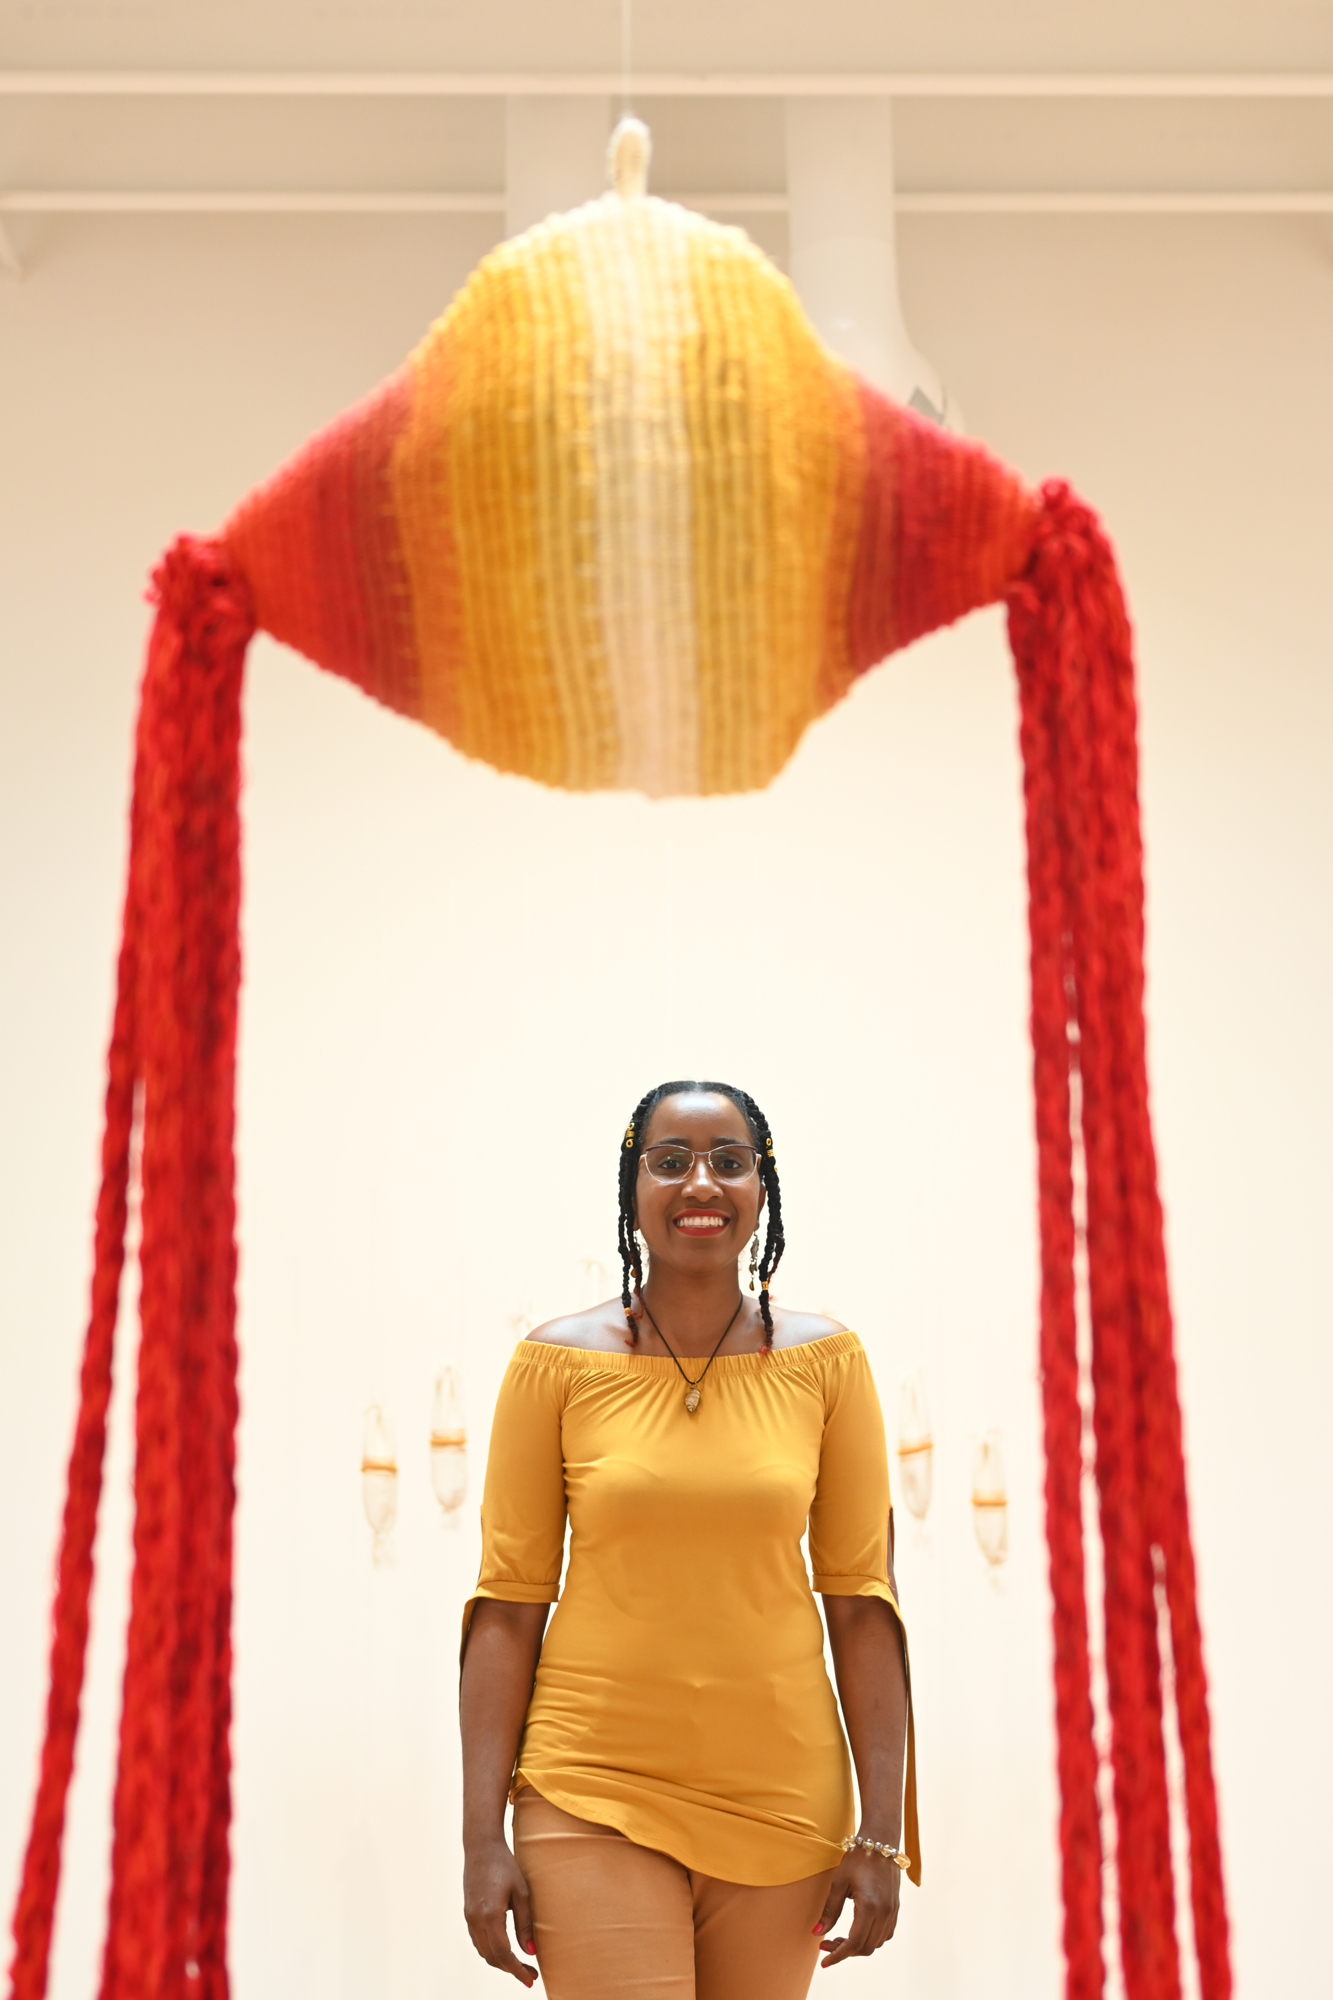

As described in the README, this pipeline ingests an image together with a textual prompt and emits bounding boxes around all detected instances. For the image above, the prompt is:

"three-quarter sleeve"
[809,1342,921,1887]
[809,1344,897,1602]
[460,1347,569,1658]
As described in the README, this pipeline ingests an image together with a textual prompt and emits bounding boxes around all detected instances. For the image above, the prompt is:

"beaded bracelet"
[840,1835,911,1870]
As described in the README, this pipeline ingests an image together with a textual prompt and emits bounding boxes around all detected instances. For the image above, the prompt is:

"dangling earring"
[748,1231,760,1292]
[636,1230,648,1283]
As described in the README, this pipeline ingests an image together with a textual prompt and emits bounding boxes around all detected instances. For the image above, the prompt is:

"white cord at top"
[621,0,633,115]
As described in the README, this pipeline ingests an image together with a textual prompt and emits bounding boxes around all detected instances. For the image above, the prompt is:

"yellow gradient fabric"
[225,184,1035,800]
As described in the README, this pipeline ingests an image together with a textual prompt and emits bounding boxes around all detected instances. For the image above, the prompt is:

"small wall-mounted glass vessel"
[361,1404,399,1567]
[896,1373,934,1523]
[971,1430,1009,1569]
[430,1367,468,1528]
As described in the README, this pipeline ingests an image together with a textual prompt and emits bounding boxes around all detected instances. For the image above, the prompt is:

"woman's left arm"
[816,1594,910,1968]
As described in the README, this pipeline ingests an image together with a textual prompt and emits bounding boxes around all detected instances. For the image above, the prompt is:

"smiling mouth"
[672,1213,730,1234]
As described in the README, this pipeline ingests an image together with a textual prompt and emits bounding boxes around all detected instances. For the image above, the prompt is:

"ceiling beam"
[0,191,507,214]
[2,71,1333,99]
[4,190,1331,216]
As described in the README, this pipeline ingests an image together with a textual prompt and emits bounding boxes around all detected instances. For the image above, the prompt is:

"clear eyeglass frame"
[639,1143,761,1185]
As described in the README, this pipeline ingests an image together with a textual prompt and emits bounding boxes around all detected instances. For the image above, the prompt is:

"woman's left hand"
[813,1848,902,1968]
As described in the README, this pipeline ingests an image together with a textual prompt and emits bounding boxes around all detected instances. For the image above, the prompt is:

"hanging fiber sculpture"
[9,120,1228,2000]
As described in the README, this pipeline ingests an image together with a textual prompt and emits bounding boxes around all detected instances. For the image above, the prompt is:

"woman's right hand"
[464,1837,539,1987]
[460,1602,550,1984]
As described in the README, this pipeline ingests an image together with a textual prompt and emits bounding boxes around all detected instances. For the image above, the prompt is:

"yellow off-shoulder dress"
[462,1330,918,1888]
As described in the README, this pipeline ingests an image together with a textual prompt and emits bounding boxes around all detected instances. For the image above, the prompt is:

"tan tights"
[513,1789,833,2000]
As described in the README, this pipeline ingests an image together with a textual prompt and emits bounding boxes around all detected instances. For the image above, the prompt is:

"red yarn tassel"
[1013,546,1106,2000]
[7,793,142,2000]
[8,540,253,2000]
[1009,485,1231,2000]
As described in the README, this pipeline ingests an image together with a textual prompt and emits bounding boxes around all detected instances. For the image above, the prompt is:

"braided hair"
[618,1080,786,1347]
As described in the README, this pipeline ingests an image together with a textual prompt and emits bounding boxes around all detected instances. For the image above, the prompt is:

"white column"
[785,97,957,429]
[505,96,614,239]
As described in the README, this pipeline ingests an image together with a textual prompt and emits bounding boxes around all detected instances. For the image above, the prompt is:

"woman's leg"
[691,1867,835,2000]
[512,1789,696,2000]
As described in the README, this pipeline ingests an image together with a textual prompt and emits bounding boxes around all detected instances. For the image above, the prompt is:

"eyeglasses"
[640,1143,761,1185]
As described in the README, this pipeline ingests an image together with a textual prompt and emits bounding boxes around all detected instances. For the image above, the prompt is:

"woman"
[459,1081,916,2000]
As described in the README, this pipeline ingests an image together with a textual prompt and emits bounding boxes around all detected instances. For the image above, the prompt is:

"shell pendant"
[684,1386,702,1414]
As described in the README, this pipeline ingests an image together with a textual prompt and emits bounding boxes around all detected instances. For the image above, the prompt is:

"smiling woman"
[458,1082,916,2000]
[616,1079,787,1363]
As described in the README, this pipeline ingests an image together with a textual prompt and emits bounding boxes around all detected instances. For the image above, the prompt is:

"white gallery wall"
[2,13,1332,2000]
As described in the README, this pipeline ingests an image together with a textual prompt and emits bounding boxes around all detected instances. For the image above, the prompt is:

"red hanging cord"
[1011,532,1106,2000]
[1009,484,1231,2000]
[1076,521,1232,2000]
[7,808,141,2000]
[8,540,252,2000]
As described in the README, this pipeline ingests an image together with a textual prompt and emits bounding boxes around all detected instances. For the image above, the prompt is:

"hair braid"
[617,1085,661,1343]
[615,1080,786,1349]
[733,1090,785,1343]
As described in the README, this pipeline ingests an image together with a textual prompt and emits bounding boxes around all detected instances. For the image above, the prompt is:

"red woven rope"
[7,785,142,2000]
[1077,546,1231,2000]
[1012,542,1105,2000]
[7,539,252,2000]
[1008,484,1231,2000]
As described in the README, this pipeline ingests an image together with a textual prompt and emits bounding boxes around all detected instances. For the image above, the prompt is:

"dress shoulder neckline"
[512,1329,864,1376]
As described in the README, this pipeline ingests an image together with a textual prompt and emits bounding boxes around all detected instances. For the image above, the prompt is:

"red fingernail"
[812,1924,824,1936]
[524,1943,536,1955]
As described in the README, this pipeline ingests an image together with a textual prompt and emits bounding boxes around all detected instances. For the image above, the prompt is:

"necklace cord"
[637,1292,744,1390]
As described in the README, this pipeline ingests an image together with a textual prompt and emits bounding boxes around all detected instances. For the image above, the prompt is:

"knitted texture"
[224,192,1034,795]
[9,540,252,2000]
[1009,486,1230,2000]
[10,189,1228,2000]
[6,762,142,2000]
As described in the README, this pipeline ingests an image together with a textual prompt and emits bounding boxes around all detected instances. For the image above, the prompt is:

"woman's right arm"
[460,1600,551,1987]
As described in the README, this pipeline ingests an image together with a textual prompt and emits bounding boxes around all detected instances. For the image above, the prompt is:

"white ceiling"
[1,4,1330,219]
[3,1,1332,73]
